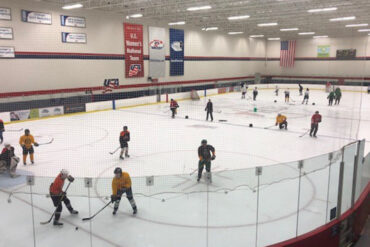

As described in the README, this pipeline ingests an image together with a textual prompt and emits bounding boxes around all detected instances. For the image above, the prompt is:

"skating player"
[275,85,279,96]
[327,91,335,106]
[298,84,303,96]
[19,129,38,165]
[49,170,78,226]
[119,126,130,160]
[0,118,4,144]
[205,99,213,121]
[241,84,247,99]
[111,167,137,215]
[302,88,309,104]
[0,143,20,178]
[253,87,258,101]
[284,89,290,103]
[170,99,179,118]
[197,140,216,183]
[334,87,342,105]
[310,111,322,138]
[275,114,288,130]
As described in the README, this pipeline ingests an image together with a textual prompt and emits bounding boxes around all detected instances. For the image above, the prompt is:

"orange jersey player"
[19,129,39,165]
[111,167,137,215]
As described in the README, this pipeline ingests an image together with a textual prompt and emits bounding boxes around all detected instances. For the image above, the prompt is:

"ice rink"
[0,87,369,247]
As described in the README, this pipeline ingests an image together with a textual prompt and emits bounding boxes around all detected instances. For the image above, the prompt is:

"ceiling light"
[202,27,218,31]
[228,32,244,35]
[330,16,356,22]
[187,6,212,11]
[168,21,185,26]
[62,3,83,10]
[307,7,337,13]
[313,35,328,38]
[345,24,368,27]
[258,23,278,27]
[250,35,264,38]
[268,38,280,40]
[299,32,315,35]
[228,15,250,20]
[280,28,299,31]
[358,29,370,32]
[128,14,143,18]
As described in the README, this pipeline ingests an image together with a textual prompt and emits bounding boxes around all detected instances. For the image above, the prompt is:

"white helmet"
[60,169,69,176]
[4,143,10,147]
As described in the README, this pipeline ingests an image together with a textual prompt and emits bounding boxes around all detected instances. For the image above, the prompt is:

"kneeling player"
[197,140,216,183]
[49,170,78,226]
[119,126,130,160]
[111,167,137,215]
[275,114,288,130]
[19,129,39,165]
[0,143,20,178]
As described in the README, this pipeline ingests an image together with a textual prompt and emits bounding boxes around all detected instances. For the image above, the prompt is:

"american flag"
[129,66,139,77]
[280,40,296,67]
[102,79,119,94]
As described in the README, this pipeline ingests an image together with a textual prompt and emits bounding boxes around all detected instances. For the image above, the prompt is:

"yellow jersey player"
[19,129,39,165]
[111,167,137,215]
[275,114,288,130]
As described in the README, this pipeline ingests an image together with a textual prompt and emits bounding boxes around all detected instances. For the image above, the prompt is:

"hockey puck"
[75,227,79,231]
[249,123,253,127]
[161,199,165,202]
[7,198,11,203]
[274,100,277,103]
[312,102,315,105]
[185,115,189,119]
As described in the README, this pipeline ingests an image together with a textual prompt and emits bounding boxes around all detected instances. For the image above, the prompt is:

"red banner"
[124,23,144,78]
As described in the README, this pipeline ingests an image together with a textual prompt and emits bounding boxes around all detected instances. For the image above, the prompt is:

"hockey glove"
[67,175,75,182]
[34,143,39,147]
[211,155,216,160]
[111,195,118,203]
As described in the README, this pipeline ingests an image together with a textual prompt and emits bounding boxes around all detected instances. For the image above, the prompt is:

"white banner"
[0,46,14,58]
[0,27,13,39]
[0,7,11,20]
[149,26,166,78]
[62,32,87,43]
[0,112,10,123]
[21,10,52,25]
[61,15,86,28]
[10,110,30,121]
[39,106,64,118]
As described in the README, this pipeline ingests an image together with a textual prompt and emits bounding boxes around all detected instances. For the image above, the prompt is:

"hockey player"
[0,143,20,178]
[197,140,216,183]
[119,126,130,160]
[19,129,39,165]
[327,91,335,106]
[241,84,247,99]
[284,89,290,103]
[275,85,279,96]
[111,167,137,215]
[275,114,288,130]
[298,84,303,96]
[334,87,342,105]
[310,111,322,138]
[253,87,258,101]
[0,118,4,144]
[368,85,370,94]
[302,88,309,104]
[49,170,78,226]
[205,99,213,121]
[170,99,179,118]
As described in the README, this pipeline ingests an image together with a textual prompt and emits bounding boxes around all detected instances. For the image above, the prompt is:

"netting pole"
[27,176,36,247]
[325,152,333,223]
[112,100,116,110]
[255,167,262,247]
[85,178,93,247]
[295,161,303,237]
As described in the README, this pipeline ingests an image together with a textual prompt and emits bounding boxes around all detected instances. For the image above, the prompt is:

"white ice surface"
[0,88,369,247]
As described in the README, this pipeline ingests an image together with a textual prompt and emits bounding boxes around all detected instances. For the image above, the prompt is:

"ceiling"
[38,0,370,39]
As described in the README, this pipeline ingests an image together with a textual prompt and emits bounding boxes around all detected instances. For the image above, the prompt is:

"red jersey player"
[310,111,322,138]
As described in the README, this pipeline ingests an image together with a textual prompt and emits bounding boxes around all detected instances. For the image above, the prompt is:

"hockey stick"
[109,147,120,155]
[40,182,72,225]
[264,125,276,129]
[6,128,23,132]
[82,201,112,221]
[37,138,54,146]
[189,168,197,176]
[299,129,310,138]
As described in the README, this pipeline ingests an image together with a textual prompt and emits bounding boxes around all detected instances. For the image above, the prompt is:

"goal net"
[190,90,200,100]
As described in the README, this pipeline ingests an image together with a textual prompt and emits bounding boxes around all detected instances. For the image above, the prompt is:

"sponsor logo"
[171,41,183,52]
[129,64,141,77]
[149,40,164,50]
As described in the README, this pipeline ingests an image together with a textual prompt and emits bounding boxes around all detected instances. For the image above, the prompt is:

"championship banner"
[61,15,86,28]
[21,10,52,25]
[0,8,11,20]
[317,45,330,58]
[169,29,184,76]
[0,46,15,58]
[124,23,144,78]
[62,32,87,43]
[149,26,166,78]
[0,27,13,39]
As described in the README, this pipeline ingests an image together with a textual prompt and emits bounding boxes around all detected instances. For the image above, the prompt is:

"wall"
[0,0,266,95]
[266,37,370,78]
